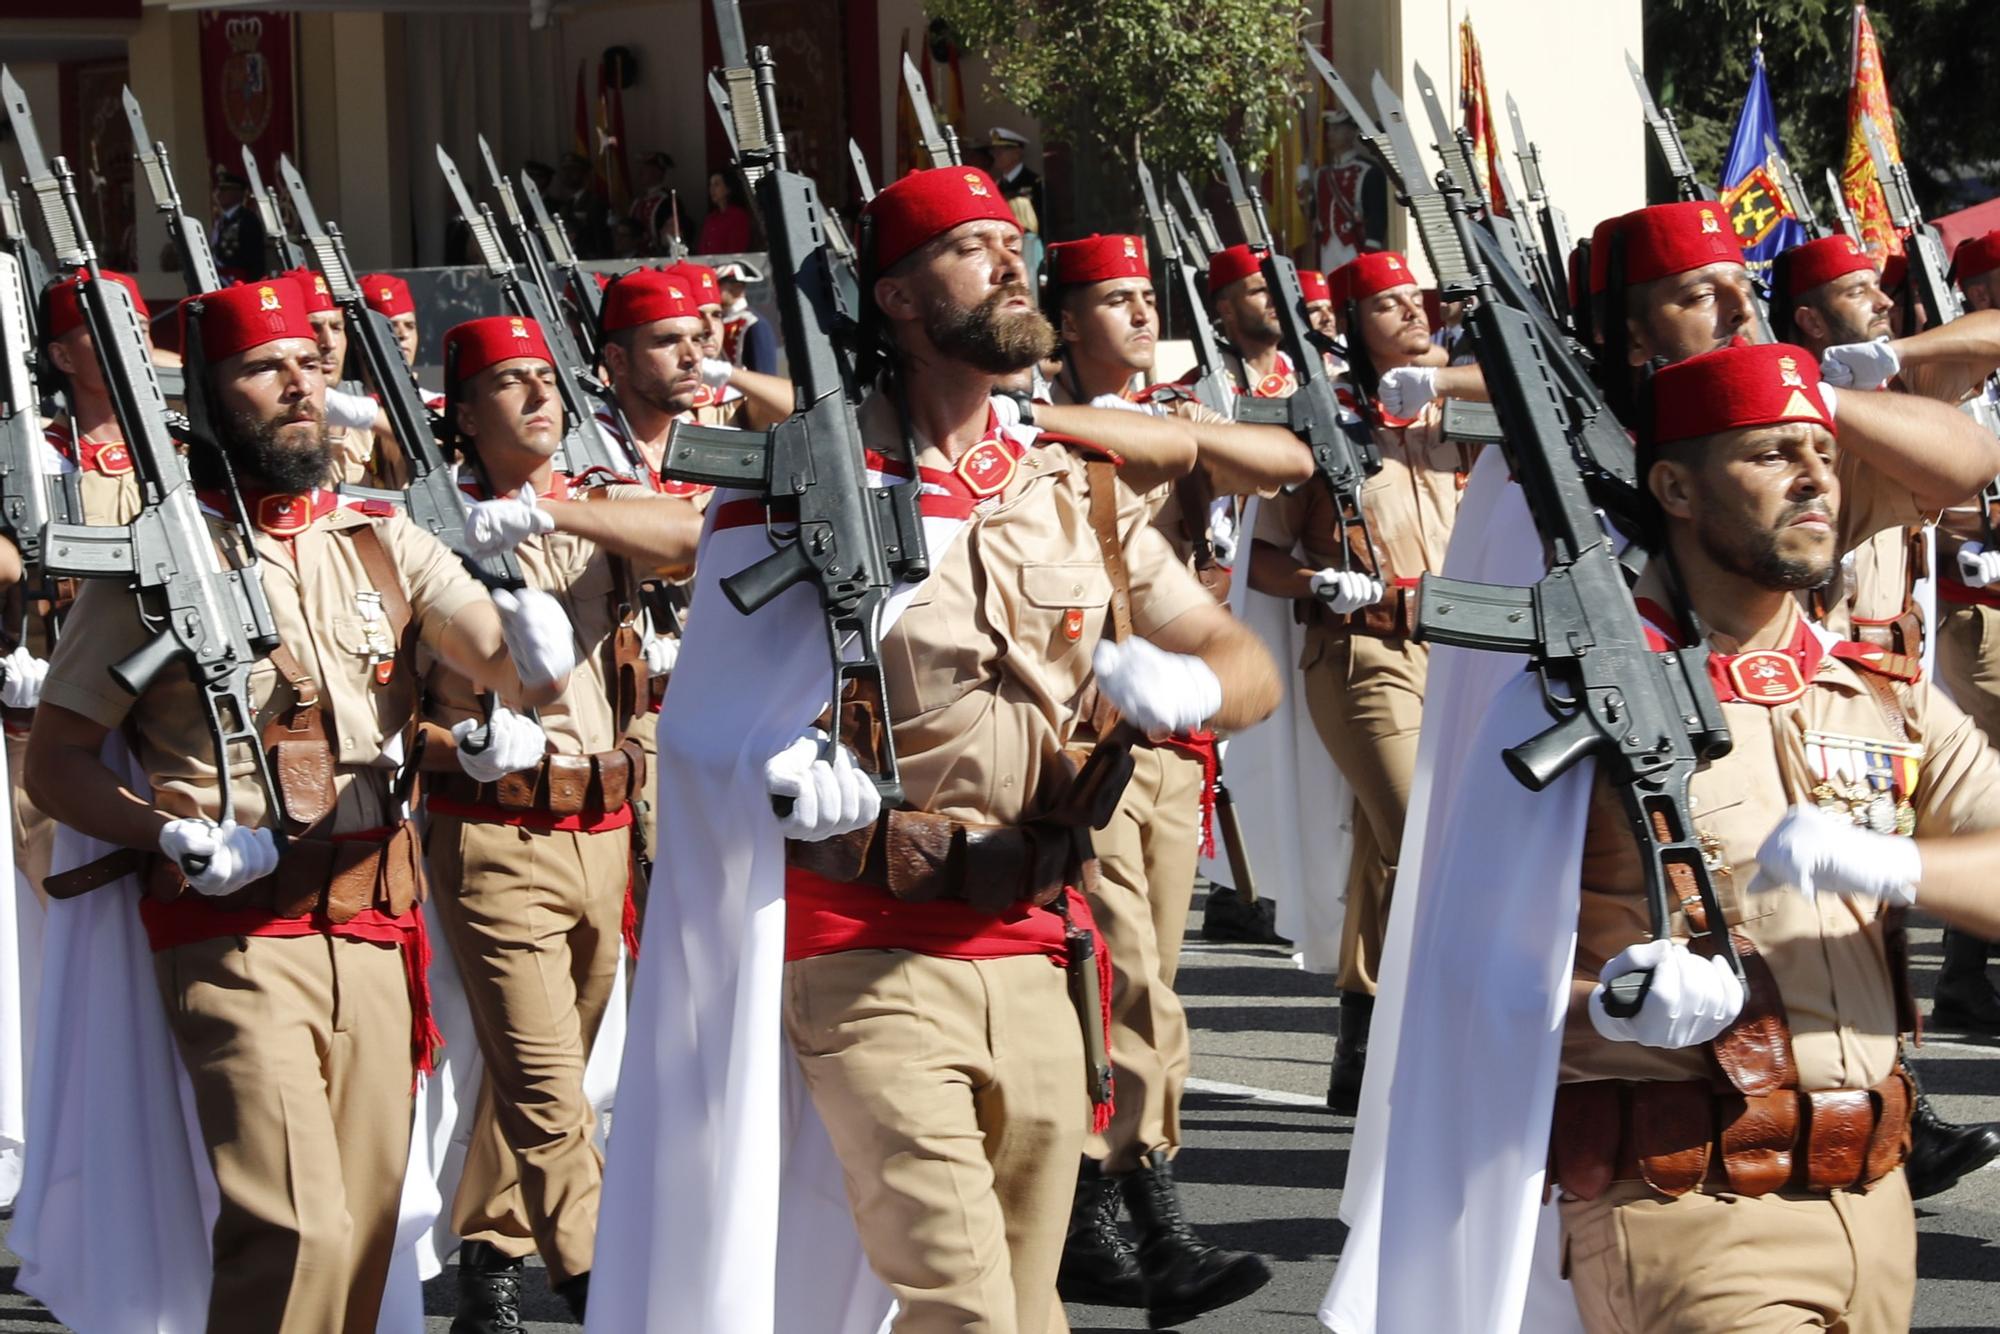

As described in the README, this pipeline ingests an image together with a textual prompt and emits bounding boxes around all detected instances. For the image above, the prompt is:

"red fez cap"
[1774,235,1876,307]
[45,268,148,341]
[180,278,316,362]
[1045,234,1150,288]
[1648,342,1835,447]
[863,166,1019,274]
[1590,202,1744,294]
[601,268,703,333]
[1952,229,2000,284]
[360,273,414,319]
[667,261,722,308]
[1206,244,1265,295]
[1299,269,1332,305]
[443,315,555,387]
[1330,251,1416,304]
[281,267,338,315]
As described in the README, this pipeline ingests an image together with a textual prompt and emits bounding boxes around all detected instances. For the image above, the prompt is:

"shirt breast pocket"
[884,586,977,718]
[1018,561,1113,665]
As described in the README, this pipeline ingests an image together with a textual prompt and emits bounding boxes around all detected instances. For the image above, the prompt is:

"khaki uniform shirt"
[1563,585,2000,1094]
[43,506,489,831]
[420,480,653,757]
[874,402,1213,827]
[43,419,142,527]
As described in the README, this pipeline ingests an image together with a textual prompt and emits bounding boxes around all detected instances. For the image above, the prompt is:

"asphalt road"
[2,894,1997,1331]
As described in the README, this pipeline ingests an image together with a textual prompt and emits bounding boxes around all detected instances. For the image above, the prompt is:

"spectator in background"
[553,152,610,258]
[989,128,1044,229]
[1009,195,1044,287]
[697,171,754,255]
[630,151,676,253]
[715,260,777,375]
[208,166,267,284]
[611,216,648,261]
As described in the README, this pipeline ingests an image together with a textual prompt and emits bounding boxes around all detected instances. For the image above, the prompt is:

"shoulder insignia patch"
[1831,641,1923,683]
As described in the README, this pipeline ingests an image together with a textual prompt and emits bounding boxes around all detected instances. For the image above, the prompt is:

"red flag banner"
[198,11,294,187]
[1842,4,1904,260]
[1458,16,1505,216]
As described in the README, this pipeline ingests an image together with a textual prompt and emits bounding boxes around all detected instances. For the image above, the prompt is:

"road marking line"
[1185,1075,1330,1109]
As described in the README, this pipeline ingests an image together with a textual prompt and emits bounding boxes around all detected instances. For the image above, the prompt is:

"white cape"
[11,734,442,1332]
[1198,493,1356,971]
[1322,453,1589,1334]
[0,725,36,1208]
[590,417,1030,1333]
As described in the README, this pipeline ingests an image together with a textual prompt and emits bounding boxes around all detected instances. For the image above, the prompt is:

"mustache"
[1780,497,1833,524]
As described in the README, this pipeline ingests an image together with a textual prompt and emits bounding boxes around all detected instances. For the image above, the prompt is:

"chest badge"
[1256,372,1291,398]
[1725,649,1808,706]
[956,438,1018,499]
[356,589,397,686]
[91,442,133,476]
[1803,729,1923,835]
[1063,607,1085,642]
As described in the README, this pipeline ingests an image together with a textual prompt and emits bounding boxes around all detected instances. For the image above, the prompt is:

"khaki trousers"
[1938,603,2000,744]
[1559,1171,1916,1333]
[154,932,414,1334]
[1300,629,1428,994]
[6,729,53,901]
[1083,743,1204,1173]
[785,949,1085,1334]
[428,815,628,1283]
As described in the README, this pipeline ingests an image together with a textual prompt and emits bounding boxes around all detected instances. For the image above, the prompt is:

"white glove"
[1208,509,1238,564]
[1958,540,2000,588]
[641,632,680,677]
[463,486,556,560]
[1310,568,1386,614]
[0,646,48,710]
[1818,338,1902,391]
[158,818,280,897]
[1588,939,1746,1049]
[1747,803,1922,907]
[1091,637,1223,736]
[451,705,547,783]
[491,586,576,687]
[1088,392,1149,415]
[1376,365,1439,419]
[765,729,882,841]
[700,357,736,389]
[323,386,382,432]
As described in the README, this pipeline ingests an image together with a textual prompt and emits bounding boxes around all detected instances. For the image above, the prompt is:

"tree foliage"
[927,0,1311,179]
[1644,0,2000,215]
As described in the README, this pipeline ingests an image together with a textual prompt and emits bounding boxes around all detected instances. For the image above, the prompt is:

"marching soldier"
[361,272,422,370]
[1300,105,1387,276]
[23,277,578,1333]
[1039,233,1309,1323]
[421,313,703,1328]
[1203,244,1297,398]
[771,166,1280,1334]
[1247,251,1485,1115]
[279,267,400,488]
[1553,340,2000,1333]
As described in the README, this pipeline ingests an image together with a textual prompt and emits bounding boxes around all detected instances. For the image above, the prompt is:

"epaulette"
[1831,640,1924,683]
[1036,429,1125,467]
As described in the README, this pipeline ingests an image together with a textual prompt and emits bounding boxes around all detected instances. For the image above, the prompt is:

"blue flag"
[1721,44,1810,278]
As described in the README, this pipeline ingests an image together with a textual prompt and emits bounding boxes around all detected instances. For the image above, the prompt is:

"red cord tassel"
[403,910,443,1085]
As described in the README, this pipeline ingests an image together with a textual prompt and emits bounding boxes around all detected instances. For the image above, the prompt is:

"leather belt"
[431,737,646,818]
[1300,578,1421,640]
[1550,1066,1913,1202]
[45,821,426,925]
[786,807,1091,915]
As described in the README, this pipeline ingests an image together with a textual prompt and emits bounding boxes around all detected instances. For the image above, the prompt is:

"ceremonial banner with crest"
[1720,42,1808,281]
[198,12,294,190]
[1842,3,1903,260]
[1458,17,1505,216]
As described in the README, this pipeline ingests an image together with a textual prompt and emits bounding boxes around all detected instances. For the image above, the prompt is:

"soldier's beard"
[225,406,336,494]
[1696,496,1837,591]
[924,283,1057,375]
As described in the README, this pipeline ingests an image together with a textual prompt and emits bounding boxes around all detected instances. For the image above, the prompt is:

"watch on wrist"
[1002,388,1037,427]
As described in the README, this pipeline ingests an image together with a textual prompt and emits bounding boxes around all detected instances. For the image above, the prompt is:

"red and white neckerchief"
[197,486,341,538]
[1244,350,1296,399]
[1635,597,1830,707]
[46,420,133,476]
[915,409,1025,517]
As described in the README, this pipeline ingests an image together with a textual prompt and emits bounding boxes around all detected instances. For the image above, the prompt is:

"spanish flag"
[1841,4,1904,259]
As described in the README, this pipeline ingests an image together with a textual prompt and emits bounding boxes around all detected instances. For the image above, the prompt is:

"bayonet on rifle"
[0,251,54,574]
[1826,167,1862,242]
[0,193,47,348]
[2,66,80,269]
[1212,138,1271,249]
[123,87,222,293]
[1175,173,1226,261]
[1412,62,1546,312]
[901,53,960,167]
[671,2,928,803]
[1137,157,1228,416]
[1626,51,1716,203]
[849,138,877,202]
[242,147,303,271]
[1762,134,1825,240]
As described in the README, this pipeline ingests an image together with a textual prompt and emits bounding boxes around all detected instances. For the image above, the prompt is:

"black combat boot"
[555,1270,590,1320]
[452,1240,525,1334]
[1904,1062,2000,1200]
[1931,930,2000,1032]
[1201,885,1293,947]
[1057,1158,1147,1307]
[1119,1149,1272,1329]
[1326,991,1374,1116]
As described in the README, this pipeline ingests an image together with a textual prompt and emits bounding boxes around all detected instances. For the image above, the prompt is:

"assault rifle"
[1212,133,1383,572]
[1136,156,1229,415]
[1505,92,1575,320]
[0,251,55,574]
[122,87,223,294]
[437,145,633,482]
[1826,168,1862,243]
[1361,71,1740,1012]
[275,155,522,591]
[669,3,928,803]
[901,53,961,167]
[2,67,77,288]
[38,156,287,862]
[519,173,605,332]
[476,136,595,364]
[1763,134,1826,241]
[242,148,304,272]
[1626,52,1717,203]
[0,195,45,350]
[1412,63,1548,318]
[1175,172,1227,260]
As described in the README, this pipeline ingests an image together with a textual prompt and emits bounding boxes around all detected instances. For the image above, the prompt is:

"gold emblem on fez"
[964,173,991,198]
[1700,207,1723,235]
[1778,355,1806,389]
[258,285,280,312]
[509,317,528,341]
